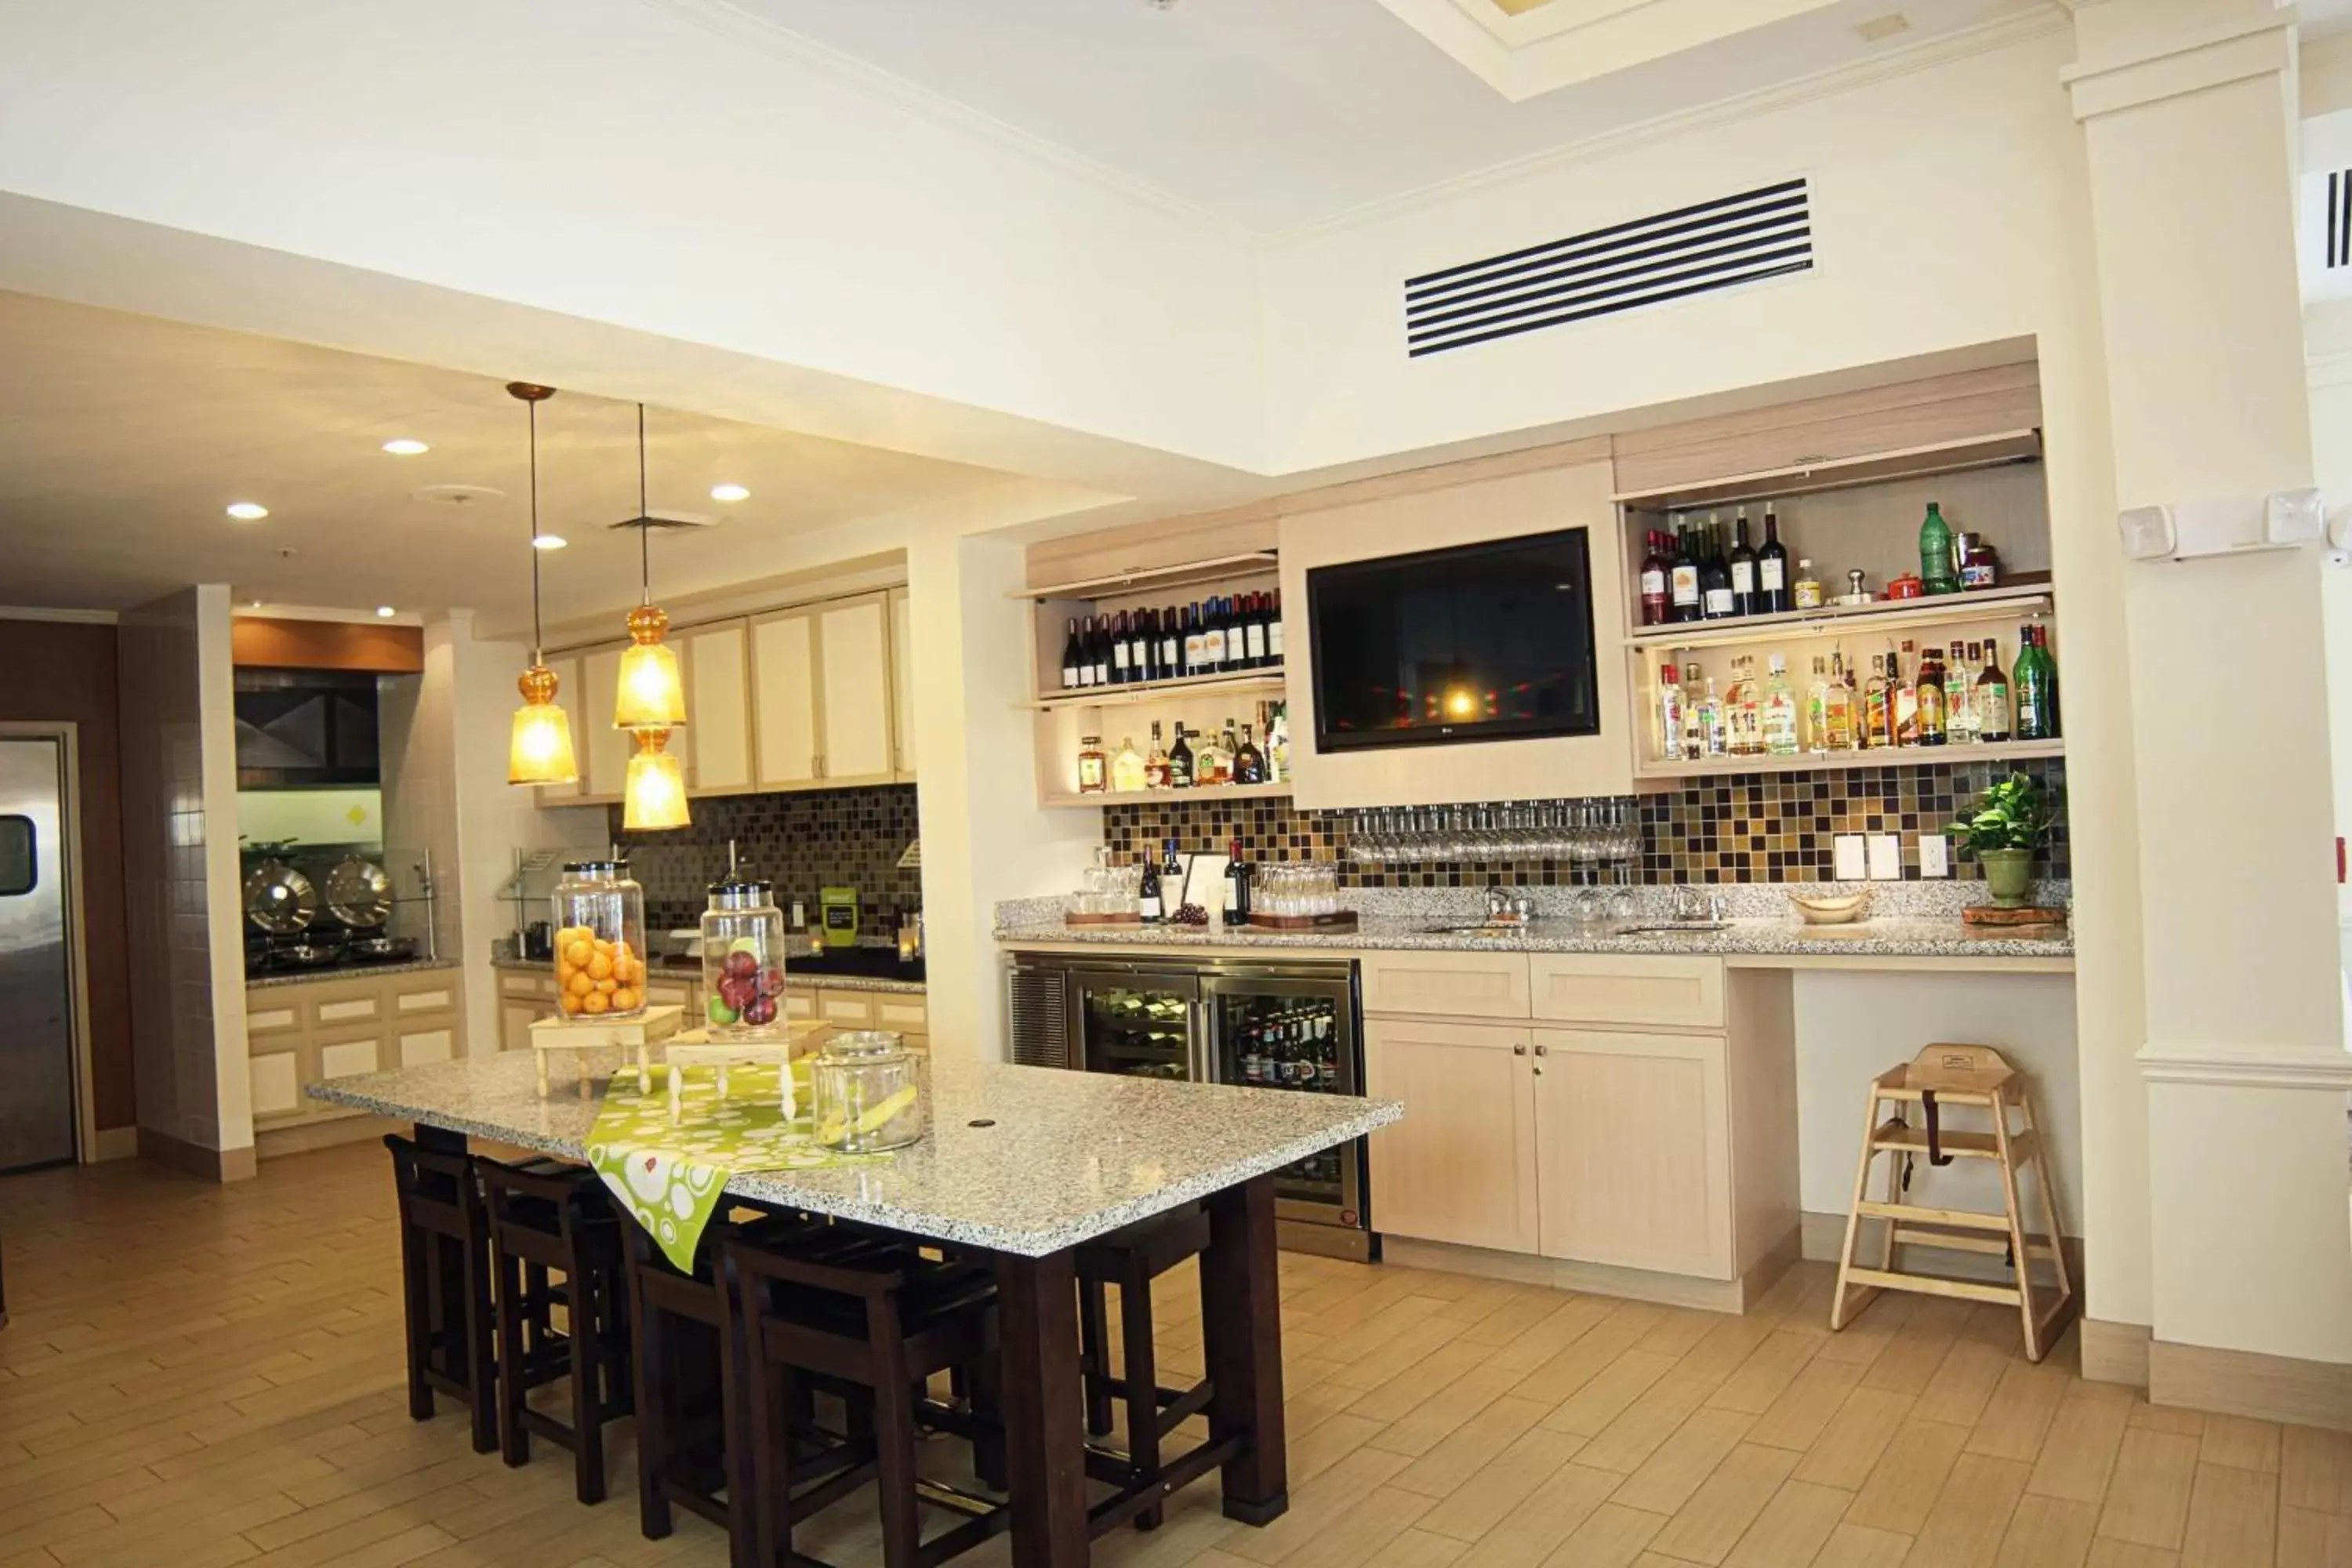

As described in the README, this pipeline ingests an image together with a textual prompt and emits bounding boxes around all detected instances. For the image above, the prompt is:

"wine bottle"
[1728,507,1757,617]
[1267,589,1286,665]
[1092,615,1111,688]
[1222,838,1252,926]
[1138,852,1163,924]
[1160,604,1181,678]
[1110,609,1132,685]
[1162,837,1185,911]
[1700,514,1735,620]
[1639,531,1669,626]
[1756,505,1790,614]
[1076,615,1098,688]
[1668,514,1702,623]
[1182,604,1205,677]
[1060,618,1082,690]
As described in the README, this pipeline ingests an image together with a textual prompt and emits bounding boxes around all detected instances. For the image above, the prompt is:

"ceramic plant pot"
[1978,847,2034,908]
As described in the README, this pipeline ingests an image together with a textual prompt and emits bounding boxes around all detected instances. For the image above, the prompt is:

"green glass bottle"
[1918,501,1958,595]
[2013,624,2059,740]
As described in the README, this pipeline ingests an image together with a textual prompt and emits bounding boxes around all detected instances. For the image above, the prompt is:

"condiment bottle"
[1791,558,1825,609]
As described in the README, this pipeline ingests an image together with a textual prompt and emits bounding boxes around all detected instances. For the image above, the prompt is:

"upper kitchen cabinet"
[889,586,916,782]
[681,619,754,796]
[752,606,820,789]
[750,590,909,793]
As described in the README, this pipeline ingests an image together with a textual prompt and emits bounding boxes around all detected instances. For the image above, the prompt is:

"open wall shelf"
[1635,736,2063,783]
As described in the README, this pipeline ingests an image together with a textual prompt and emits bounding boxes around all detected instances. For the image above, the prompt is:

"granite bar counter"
[248,956,463,989]
[490,954,928,994]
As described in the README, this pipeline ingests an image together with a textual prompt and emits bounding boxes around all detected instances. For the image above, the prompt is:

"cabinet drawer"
[1362,950,1530,1020]
[818,992,879,1028]
[783,992,817,1021]
[501,972,550,999]
[311,993,382,1028]
[1529,954,1723,1030]
[874,996,927,1032]
[393,981,459,1015]
[246,1000,303,1040]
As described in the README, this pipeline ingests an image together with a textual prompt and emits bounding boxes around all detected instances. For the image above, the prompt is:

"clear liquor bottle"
[1144,721,1171,789]
[1861,655,1893,749]
[1727,656,1764,756]
[1947,641,1980,744]
[1679,661,1708,760]
[1111,735,1147,791]
[1697,671,1729,758]
[1805,655,1831,754]
[1762,654,1801,757]
[1824,652,1859,753]
[1657,661,1686,764]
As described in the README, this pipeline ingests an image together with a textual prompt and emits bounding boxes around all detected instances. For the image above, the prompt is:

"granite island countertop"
[311,1050,1397,1255]
[993,912,2072,964]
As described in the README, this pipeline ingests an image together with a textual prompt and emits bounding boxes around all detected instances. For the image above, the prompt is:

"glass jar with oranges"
[550,861,647,1019]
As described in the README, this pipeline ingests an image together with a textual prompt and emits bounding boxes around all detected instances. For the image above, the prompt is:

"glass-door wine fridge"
[1005,953,1370,1259]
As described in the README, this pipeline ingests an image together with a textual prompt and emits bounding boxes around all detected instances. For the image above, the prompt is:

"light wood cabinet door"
[1363,1017,1539,1254]
[683,619,754,795]
[500,1003,539,1054]
[1532,1028,1734,1279]
[751,608,820,789]
[888,586,916,780]
[535,652,589,806]
[817,593,895,786]
[1362,949,1532,1021]
[1529,955,1724,1030]
[581,643,630,802]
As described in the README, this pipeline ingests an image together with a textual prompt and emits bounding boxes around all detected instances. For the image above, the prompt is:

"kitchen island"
[312,1051,1399,1568]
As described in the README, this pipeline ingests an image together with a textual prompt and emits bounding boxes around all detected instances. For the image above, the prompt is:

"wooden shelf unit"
[1611,429,2043,514]
[1025,670,1284,711]
[1039,781,1293,811]
[1635,737,2063,783]
[1628,583,2053,654]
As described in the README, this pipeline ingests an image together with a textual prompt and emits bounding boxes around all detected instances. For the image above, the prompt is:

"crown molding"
[2063,8,2293,121]
[1279,8,2072,244]
[633,0,1254,246]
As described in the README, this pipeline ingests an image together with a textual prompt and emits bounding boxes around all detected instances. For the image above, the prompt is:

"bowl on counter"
[1790,891,1870,925]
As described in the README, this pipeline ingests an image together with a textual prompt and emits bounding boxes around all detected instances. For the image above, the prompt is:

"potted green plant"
[1950,771,2053,907]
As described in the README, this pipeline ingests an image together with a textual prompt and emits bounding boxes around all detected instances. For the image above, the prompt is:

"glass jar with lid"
[810,1031,924,1152]
[551,861,646,1019]
[701,876,787,1038]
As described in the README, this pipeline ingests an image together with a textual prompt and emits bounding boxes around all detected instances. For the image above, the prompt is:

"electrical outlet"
[1918,833,1951,877]
[1867,833,1904,881]
[1833,834,1867,881]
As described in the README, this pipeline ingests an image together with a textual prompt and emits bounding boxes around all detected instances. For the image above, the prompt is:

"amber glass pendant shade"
[508,663,579,786]
[614,603,688,731]
[622,728,691,830]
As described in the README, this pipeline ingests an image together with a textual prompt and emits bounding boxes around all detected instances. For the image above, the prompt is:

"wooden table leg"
[993,1247,1089,1568]
[1203,1174,1287,1525]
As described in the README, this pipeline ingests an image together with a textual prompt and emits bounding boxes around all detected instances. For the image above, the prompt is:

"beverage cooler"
[1004,954,1371,1258]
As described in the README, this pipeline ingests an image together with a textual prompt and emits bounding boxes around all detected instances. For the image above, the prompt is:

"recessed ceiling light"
[376,606,397,619]
[531,534,568,550]
[226,501,269,521]
[710,483,750,503]
[381,437,430,456]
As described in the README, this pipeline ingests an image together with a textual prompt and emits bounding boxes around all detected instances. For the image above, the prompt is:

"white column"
[2070,0,2352,1410]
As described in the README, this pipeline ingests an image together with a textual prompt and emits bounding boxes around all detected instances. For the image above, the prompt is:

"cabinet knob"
[1534,1043,1548,1057]
[1512,1044,1527,1056]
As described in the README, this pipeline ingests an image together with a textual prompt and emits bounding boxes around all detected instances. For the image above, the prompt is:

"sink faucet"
[1674,885,1726,923]
[1485,886,1533,924]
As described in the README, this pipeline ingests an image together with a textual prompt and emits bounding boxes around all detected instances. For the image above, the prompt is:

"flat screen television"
[1307,528,1600,753]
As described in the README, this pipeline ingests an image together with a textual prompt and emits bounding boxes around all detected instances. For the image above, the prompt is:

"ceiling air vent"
[1404,177,1815,358]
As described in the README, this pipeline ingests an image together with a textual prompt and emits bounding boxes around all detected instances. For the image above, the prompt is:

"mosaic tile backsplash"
[1102,758,2068,885]
[609,783,920,938]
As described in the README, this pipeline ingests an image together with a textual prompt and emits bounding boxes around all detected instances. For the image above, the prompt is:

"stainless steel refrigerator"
[0,737,77,1172]
[1004,953,1371,1259]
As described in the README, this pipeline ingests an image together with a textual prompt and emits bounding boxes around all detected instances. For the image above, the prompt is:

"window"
[0,816,33,896]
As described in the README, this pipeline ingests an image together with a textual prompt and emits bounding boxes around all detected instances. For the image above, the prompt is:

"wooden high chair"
[1829,1044,2074,1362]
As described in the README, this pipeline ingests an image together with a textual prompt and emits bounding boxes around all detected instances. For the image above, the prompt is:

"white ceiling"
[0,290,1019,625]
[720,0,2053,232]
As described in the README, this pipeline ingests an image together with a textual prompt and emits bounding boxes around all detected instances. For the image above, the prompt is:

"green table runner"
[586,1061,889,1271]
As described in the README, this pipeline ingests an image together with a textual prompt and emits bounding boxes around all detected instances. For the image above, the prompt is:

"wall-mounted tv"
[1307,528,1600,753]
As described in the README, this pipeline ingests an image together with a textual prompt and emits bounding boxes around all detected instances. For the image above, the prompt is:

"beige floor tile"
[1792,1388,1918,1492]
[1915,1338,2016,1429]
[1610,1409,1759,1517]
[1720,1477,1853,1568]
[2196,1414,2281,1475]
[1706,1328,1824,1417]
[1451,1463,1621,1568]
[1573,1373,1722,1476]
[1639,1441,1796,1566]
[2027,1397,2133,1504]
[1904,1452,2031,1568]
[1966,1361,2071,1464]
[1359,1528,1471,1568]
[1415,1428,1588,1542]
[1372,1364,1529,1460]
[1537,1348,1677,1438]
[2176,1461,2276,1567]
[1534,1502,1665,1568]
[1994,1494,2101,1568]
[1389,1396,1553,1497]
[2094,1428,2200,1552]
[2080,1541,2180,1567]
[1842,1418,1969,1536]
[1220,1445,1411,1565]
[2279,1504,2352,1568]
[1746,1357,1867,1454]
[1813,1522,1916,1567]
[2285,1425,2352,1514]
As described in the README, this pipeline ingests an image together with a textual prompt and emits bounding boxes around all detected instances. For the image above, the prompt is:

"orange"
[595,977,617,995]
[568,970,594,997]
[563,938,593,968]
[593,937,615,956]
[587,953,613,982]
[560,992,584,1015]
[617,956,641,985]
[610,987,638,1011]
[581,991,610,1015]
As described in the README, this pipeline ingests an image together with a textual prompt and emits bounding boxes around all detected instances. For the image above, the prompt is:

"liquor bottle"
[1696,670,1729,758]
[1948,641,1980,744]
[1639,530,1670,626]
[1138,851,1163,923]
[1729,507,1758,616]
[1825,652,1859,753]
[1223,838,1252,927]
[1679,661,1708,760]
[1657,661,1685,764]
[1668,514,1702,622]
[1893,641,1920,746]
[1260,699,1287,782]
[2015,625,2059,739]
[1112,735,1147,791]
[1976,639,2013,742]
[1110,609,1133,685]
[1167,724,1194,788]
[1920,501,1959,595]
[1242,592,1269,669]
[1145,721,1171,789]
[1160,605,1181,678]
[1916,647,1947,746]
[1757,505,1791,614]
[1092,615,1112,688]
[1700,515,1736,620]
[1762,654,1800,757]
[1195,724,1227,787]
[1233,724,1265,785]
[1061,618,1083,690]
[1221,716,1241,770]
[1805,655,1831,754]
[1076,735,1108,793]
[1267,590,1286,666]
[1862,655,1892,749]
[1728,656,1763,756]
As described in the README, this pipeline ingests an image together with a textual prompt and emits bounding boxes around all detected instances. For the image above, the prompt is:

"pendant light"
[617,402,691,829]
[505,383,579,786]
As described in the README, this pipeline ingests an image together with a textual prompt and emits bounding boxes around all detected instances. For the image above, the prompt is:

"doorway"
[0,735,80,1171]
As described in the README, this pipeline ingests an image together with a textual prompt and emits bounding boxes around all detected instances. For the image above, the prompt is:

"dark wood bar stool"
[383,1133,498,1454]
[622,1208,832,1567]
[725,1230,1009,1568]
[477,1156,634,1504]
[1077,1203,1215,1532]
